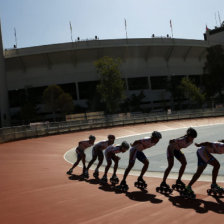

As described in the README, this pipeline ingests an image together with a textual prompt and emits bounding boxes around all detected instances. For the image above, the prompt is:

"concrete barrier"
[1,108,224,143]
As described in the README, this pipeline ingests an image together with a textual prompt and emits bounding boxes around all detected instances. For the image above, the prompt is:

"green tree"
[203,45,224,103]
[94,56,126,113]
[43,85,74,119]
[166,76,185,110]
[58,92,74,114]
[180,77,205,107]
[122,91,145,112]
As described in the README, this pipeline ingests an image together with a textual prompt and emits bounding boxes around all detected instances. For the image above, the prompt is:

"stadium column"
[0,20,10,127]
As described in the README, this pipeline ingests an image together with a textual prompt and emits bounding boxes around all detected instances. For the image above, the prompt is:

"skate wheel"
[156,187,160,192]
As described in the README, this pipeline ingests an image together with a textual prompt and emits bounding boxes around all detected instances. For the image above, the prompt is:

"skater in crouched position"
[86,135,115,178]
[158,128,197,193]
[101,141,130,184]
[66,135,96,177]
[184,140,224,197]
[117,131,162,191]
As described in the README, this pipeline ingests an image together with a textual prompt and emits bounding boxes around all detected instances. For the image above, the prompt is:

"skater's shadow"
[68,174,86,182]
[169,195,224,214]
[211,194,224,205]
[126,191,163,204]
[85,178,100,185]
[98,183,116,193]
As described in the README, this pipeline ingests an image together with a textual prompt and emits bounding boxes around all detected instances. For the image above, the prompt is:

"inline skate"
[207,183,224,196]
[134,176,147,190]
[115,180,129,192]
[180,186,196,199]
[110,174,119,185]
[156,182,173,194]
[172,179,186,192]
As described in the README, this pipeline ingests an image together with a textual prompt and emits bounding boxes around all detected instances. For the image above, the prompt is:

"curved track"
[1,117,224,224]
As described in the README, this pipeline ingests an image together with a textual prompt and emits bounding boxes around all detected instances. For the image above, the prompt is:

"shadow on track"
[126,191,163,204]
[168,195,224,214]
[68,174,86,182]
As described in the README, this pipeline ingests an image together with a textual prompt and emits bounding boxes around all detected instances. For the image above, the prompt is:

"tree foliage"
[203,45,224,102]
[94,56,126,113]
[180,77,205,107]
[122,91,145,112]
[43,85,74,117]
[58,92,74,114]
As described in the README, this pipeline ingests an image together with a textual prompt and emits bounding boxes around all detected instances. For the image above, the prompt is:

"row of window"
[8,75,201,107]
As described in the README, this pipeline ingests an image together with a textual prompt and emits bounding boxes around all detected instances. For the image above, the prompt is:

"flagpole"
[69,21,73,42]
[170,20,173,38]
[124,18,128,39]
[14,27,17,48]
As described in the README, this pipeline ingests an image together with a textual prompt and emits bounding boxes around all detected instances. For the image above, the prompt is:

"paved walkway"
[1,117,224,224]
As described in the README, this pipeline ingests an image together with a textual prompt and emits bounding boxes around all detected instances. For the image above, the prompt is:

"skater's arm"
[169,139,176,144]
[130,148,137,161]
[131,140,142,147]
[218,139,224,143]
[195,142,212,147]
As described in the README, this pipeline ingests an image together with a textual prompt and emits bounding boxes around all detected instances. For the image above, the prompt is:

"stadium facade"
[0,21,224,127]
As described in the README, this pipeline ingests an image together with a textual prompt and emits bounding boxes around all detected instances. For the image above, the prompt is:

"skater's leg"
[80,151,86,171]
[135,151,149,179]
[162,156,174,183]
[208,158,220,185]
[103,160,112,177]
[70,157,81,170]
[122,162,135,181]
[188,165,206,187]
[95,151,104,171]
[139,159,149,179]
[122,148,136,181]
[176,154,187,182]
[112,156,120,176]
[86,154,97,170]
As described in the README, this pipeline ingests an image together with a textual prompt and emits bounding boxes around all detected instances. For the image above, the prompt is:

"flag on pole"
[69,21,73,42]
[170,19,173,38]
[14,27,17,47]
[124,18,128,39]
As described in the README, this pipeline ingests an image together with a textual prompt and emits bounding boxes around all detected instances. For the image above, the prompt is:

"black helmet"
[186,128,197,138]
[151,131,162,139]
[108,134,115,140]
[121,141,130,149]
[89,135,96,141]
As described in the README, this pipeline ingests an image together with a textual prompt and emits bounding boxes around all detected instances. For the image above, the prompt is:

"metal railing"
[1,108,224,143]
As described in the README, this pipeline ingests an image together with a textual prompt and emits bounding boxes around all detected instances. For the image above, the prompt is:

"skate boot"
[66,168,73,175]
[156,181,173,194]
[100,175,108,184]
[181,185,196,199]
[134,176,147,189]
[93,170,99,179]
[115,180,129,192]
[82,168,89,179]
[172,179,186,191]
[110,174,119,185]
[207,183,224,196]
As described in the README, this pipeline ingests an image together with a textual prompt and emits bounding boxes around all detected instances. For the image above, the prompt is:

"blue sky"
[0,0,224,49]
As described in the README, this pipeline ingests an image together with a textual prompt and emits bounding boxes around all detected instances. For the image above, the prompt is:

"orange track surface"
[0,117,224,224]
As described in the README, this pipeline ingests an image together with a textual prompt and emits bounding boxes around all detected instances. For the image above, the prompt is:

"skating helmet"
[186,128,197,138]
[121,141,130,149]
[151,131,162,139]
[108,134,115,140]
[89,135,96,141]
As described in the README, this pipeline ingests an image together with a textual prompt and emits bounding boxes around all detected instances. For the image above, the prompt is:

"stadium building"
[0,21,224,127]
